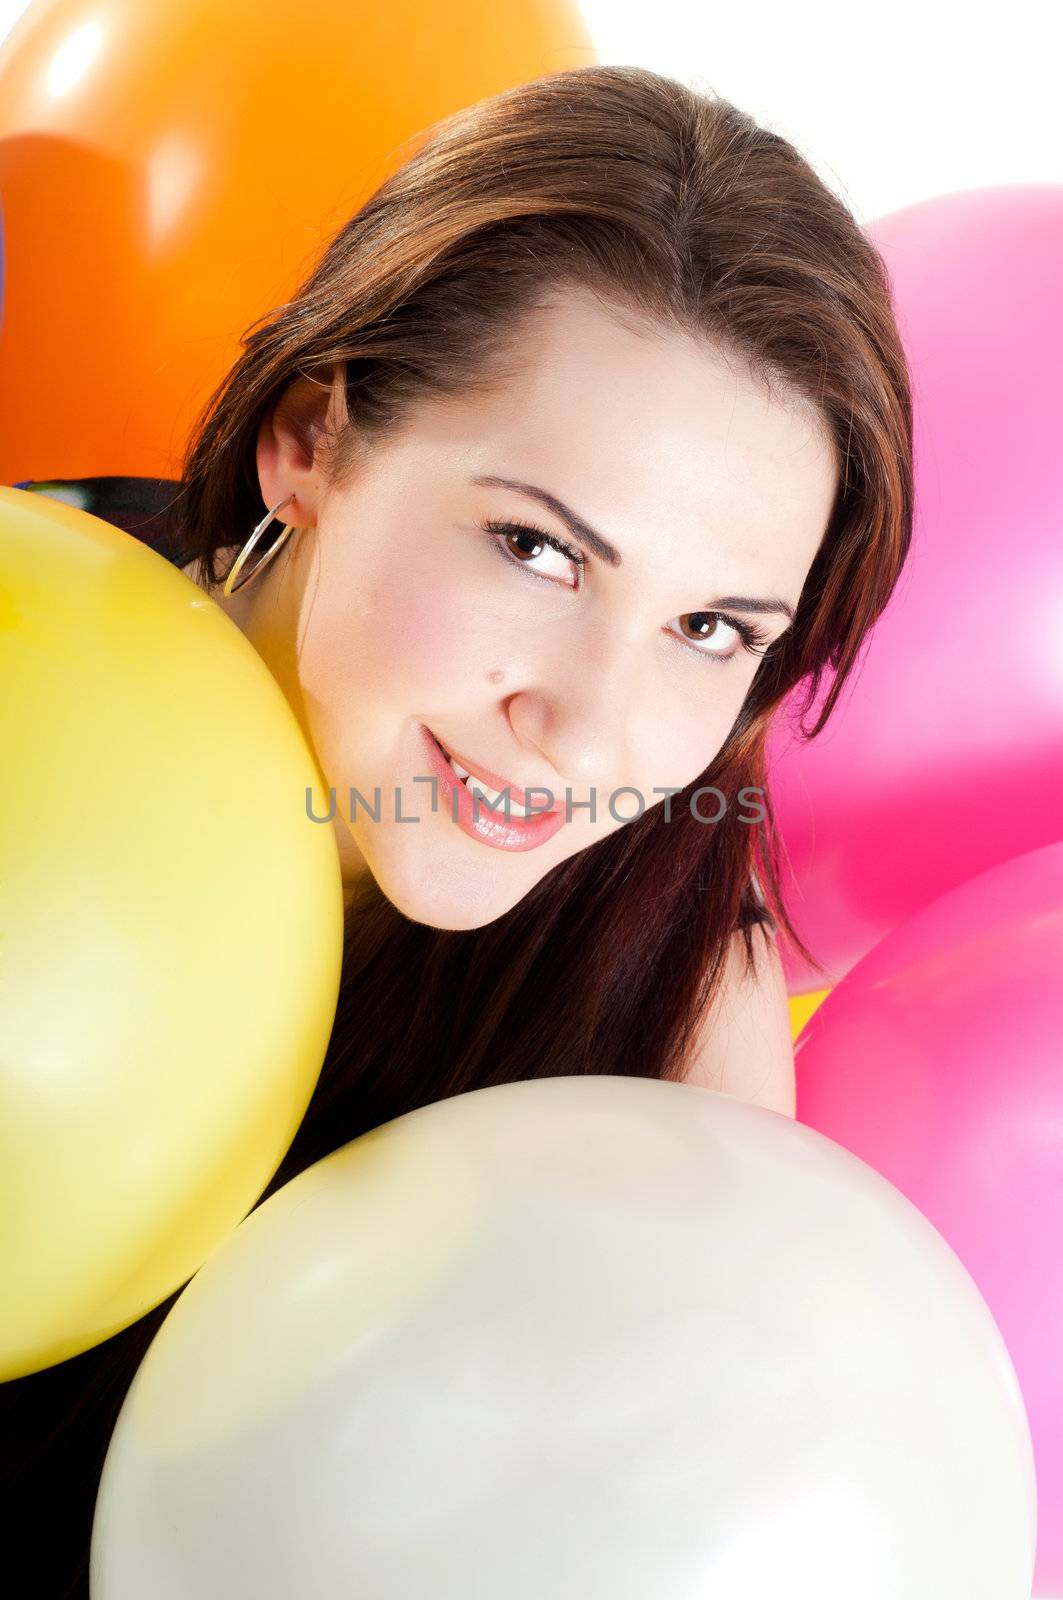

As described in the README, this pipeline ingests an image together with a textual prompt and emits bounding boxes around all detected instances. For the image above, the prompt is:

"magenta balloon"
[794,842,1063,1596]
[769,185,1063,991]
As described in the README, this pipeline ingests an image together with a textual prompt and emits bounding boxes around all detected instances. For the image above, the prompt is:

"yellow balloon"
[789,987,831,1040]
[0,487,345,1380]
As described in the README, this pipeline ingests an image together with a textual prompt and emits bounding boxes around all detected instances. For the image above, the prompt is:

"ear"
[255,363,347,529]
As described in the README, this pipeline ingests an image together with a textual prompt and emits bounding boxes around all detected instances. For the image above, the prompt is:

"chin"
[355,833,540,933]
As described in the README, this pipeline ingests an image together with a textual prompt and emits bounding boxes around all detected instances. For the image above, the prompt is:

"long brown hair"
[3,66,913,1596]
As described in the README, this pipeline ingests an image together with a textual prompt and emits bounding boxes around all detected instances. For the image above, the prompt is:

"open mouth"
[430,732,560,818]
[419,725,569,853]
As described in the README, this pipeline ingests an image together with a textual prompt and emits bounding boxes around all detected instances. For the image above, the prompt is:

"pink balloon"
[770,186,1063,991]
[795,842,1063,1596]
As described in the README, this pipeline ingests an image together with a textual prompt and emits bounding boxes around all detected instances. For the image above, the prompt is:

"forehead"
[412,284,839,588]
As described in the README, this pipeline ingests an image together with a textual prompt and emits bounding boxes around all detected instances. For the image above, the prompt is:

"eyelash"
[476,515,775,665]
[478,515,587,578]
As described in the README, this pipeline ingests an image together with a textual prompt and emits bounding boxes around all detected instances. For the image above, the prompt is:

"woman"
[3,64,913,1595]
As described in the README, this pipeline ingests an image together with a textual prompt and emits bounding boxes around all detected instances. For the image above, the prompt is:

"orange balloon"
[0,0,595,484]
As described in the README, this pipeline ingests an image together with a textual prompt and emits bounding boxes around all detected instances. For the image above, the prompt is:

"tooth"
[466,773,506,806]
[450,757,534,818]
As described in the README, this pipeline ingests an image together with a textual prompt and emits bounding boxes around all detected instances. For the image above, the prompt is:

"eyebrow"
[470,473,797,624]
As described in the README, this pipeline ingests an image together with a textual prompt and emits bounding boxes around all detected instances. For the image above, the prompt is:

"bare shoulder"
[679,921,795,1118]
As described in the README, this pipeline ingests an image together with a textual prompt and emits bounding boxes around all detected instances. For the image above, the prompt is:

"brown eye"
[672,611,742,657]
[667,611,773,665]
[680,612,734,646]
[478,516,585,589]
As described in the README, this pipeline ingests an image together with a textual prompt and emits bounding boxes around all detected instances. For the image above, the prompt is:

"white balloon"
[91,1075,1036,1599]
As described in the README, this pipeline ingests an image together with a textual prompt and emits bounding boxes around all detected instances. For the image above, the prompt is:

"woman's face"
[208,285,837,930]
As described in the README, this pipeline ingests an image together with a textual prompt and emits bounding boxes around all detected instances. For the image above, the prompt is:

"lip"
[419,725,569,853]
[431,733,561,814]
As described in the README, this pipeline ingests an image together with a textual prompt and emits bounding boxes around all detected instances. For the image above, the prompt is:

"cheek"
[302,548,504,713]
[631,694,744,801]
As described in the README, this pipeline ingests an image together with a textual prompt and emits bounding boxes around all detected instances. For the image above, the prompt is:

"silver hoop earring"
[222,492,299,599]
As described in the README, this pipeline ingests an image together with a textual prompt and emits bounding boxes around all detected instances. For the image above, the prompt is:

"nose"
[505,626,645,799]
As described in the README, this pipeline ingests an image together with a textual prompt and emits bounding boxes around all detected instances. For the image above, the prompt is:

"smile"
[419,725,569,854]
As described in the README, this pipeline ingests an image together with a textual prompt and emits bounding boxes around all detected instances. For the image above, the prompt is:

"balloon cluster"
[778,186,1063,1597]
[1,1,1058,1590]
